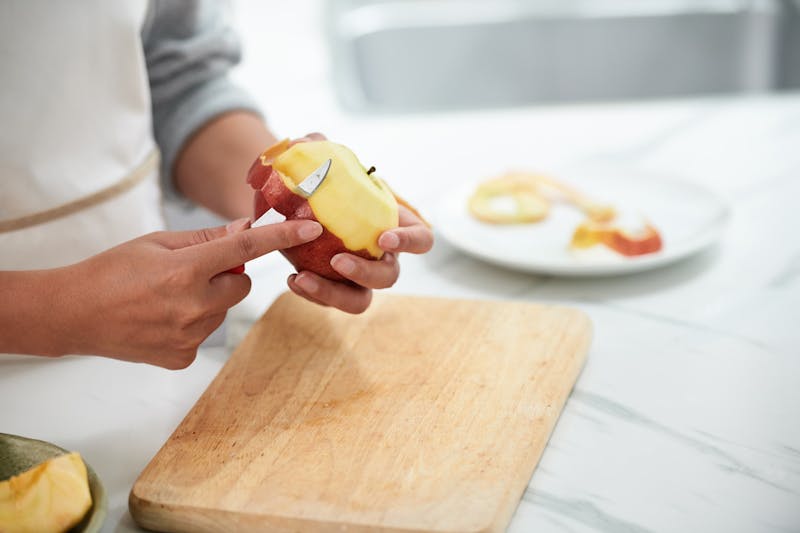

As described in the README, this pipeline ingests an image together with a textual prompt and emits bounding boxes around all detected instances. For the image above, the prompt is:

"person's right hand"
[53,218,322,369]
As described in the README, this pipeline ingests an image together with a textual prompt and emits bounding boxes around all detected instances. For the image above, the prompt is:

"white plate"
[434,167,730,276]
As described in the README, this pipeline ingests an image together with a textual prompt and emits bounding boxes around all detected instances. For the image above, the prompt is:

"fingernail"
[380,232,400,250]
[332,255,355,275]
[226,217,250,234]
[298,222,323,240]
[295,273,318,294]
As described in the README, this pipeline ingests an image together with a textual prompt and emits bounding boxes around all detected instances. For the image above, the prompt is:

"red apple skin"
[249,163,373,282]
[246,157,269,189]
[283,228,374,283]
[605,226,663,256]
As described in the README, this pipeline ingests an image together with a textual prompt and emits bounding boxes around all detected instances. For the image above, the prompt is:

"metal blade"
[251,159,332,227]
[295,158,332,198]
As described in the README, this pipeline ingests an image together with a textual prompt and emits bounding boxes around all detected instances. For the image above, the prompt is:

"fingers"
[160,312,226,370]
[186,220,323,275]
[289,132,327,146]
[188,313,227,344]
[226,218,252,235]
[375,206,434,254]
[289,271,373,314]
[147,218,251,250]
[208,272,252,309]
[379,224,434,254]
[224,217,251,274]
[330,252,399,289]
[395,196,431,228]
[149,225,225,249]
[287,274,330,307]
[398,204,425,226]
[156,350,199,371]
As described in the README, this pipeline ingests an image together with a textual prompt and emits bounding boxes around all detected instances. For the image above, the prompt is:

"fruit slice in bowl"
[0,433,106,533]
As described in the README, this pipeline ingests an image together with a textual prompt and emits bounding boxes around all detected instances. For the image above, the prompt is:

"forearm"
[0,269,76,357]
[173,111,279,220]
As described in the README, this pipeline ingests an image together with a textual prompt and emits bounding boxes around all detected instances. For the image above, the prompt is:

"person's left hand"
[287,205,433,313]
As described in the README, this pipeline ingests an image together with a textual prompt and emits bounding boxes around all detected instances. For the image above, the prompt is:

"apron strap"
[0,149,160,234]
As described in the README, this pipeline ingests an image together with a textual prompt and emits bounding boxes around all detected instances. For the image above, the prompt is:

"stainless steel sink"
[326,0,795,112]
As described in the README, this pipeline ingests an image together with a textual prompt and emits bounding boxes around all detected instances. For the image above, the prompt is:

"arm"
[0,221,322,367]
[143,0,265,219]
[0,269,71,357]
[143,1,434,313]
[174,111,276,220]
[178,126,434,314]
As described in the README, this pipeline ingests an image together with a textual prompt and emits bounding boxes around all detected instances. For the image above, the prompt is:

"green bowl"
[0,433,107,533]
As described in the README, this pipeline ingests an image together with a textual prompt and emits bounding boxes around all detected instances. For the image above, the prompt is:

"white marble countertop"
[2,2,799,531]
[223,92,800,533]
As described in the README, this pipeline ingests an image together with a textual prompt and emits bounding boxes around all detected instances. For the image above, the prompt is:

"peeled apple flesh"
[248,139,399,281]
[0,452,92,533]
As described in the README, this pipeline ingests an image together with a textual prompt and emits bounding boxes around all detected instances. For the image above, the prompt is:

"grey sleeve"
[142,0,262,200]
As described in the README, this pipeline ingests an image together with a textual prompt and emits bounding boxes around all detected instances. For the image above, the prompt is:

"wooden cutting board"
[130,292,591,533]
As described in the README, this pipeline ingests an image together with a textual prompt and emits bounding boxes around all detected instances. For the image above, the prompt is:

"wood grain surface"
[130,292,591,533]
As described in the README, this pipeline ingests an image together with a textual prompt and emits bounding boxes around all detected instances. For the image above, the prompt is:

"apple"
[248,140,399,281]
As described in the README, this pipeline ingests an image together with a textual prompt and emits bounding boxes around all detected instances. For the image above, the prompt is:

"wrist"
[0,265,87,357]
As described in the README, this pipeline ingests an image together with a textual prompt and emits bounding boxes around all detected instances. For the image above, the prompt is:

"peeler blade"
[295,158,332,198]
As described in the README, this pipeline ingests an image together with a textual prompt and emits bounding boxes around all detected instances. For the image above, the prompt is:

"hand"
[287,205,434,313]
[56,219,322,369]
[290,132,327,145]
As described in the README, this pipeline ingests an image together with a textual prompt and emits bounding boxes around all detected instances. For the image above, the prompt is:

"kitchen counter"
[2,92,797,533]
[228,93,800,533]
[2,2,799,530]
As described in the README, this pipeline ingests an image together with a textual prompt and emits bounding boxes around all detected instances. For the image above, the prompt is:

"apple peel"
[571,220,663,257]
[467,172,616,225]
[468,174,550,224]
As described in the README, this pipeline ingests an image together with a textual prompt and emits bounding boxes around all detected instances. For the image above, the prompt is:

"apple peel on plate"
[570,219,663,257]
[467,171,663,257]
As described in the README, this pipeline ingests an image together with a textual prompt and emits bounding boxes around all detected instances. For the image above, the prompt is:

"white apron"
[0,0,165,271]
